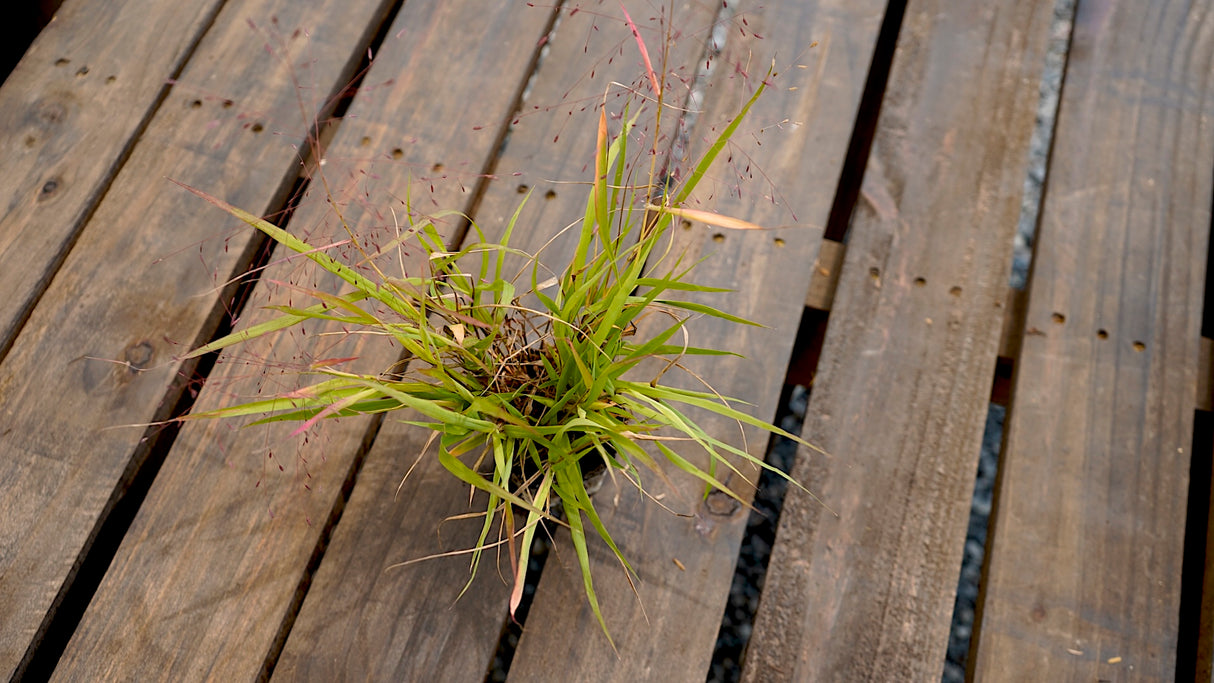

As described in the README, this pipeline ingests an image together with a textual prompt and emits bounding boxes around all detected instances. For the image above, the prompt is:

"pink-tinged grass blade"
[620,3,660,97]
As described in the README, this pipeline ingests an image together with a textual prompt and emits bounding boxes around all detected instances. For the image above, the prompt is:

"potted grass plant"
[176,18,815,645]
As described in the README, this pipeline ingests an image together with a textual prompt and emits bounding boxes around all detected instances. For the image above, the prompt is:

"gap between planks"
[805,238,1214,412]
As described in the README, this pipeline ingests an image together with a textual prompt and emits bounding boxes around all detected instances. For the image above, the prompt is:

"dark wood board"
[0,0,398,678]
[0,0,224,360]
[50,3,557,680]
[506,1,886,679]
[276,0,722,676]
[264,3,567,678]
[740,1,1055,680]
[271,420,517,681]
[973,1,1214,678]
[1203,423,1214,681]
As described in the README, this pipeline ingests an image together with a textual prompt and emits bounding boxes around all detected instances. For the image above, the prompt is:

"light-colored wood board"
[0,0,224,359]
[0,0,398,678]
[50,2,557,680]
[806,238,846,311]
[973,1,1214,678]
[507,1,886,679]
[741,1,1055,680]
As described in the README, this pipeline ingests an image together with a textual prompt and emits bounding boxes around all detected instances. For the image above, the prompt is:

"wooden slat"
[805,238,846,311]
[51,3,557,680]
[266,4,562,678]
[973,1,1214,677]
[0,0,399,678]
[741,1,1055,679]
[276,1,721,677]
[0,0,224,359]
[809,243,1214,409]
[506,2,886,679]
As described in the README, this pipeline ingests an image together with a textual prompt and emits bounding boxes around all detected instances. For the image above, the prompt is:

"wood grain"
[0,0,398,678]
[49,3,557,680]
[264,4,565,679]
[740,1,1055,680]
[0,0,224,361]
[807,245,1212,410]
[278,0,721,676]
[506,1,886,679]
[806,239,846,312]
[973,1,1214,678]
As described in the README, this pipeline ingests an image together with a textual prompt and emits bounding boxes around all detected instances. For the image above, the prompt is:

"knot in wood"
[38,178,61,201]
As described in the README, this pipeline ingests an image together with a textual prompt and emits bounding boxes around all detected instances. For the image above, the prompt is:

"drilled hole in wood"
[949,286,962,297]
[105,75,116,84]
[773,237,786,248]
[54,58,69,66]
[1097,329,1109,339]
[705,489,741,516]
[869,267,880,280]
[391,148,403,160]
[189,99,202,109]
[75,66,89,77]
[251,122,264,133]
[24,135,36,148]
[1051,312,1066,324]
[681,219,692,231]
[913,277,926,287]
[432,162,444,172]
[545,190,557,200]
[712,233,725,243]
[1133,341,1146,352]
[360,136,371,147]
[222,99,233,109]
[517,184,529,194]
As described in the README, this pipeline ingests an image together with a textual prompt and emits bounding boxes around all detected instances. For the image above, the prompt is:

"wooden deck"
[1,0,1211,680]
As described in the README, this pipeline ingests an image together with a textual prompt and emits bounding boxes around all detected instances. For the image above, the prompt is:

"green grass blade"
[654,299,763,327]
[670,67,770,207]
[560,484,615,651]
[173,181,416,320]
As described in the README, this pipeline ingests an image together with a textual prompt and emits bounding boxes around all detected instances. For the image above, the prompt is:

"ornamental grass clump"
[178,21,816,645]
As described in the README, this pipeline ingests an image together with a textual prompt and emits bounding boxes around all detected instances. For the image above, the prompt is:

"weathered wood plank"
[260,4,565,678]
[49,3,558,680]
[974,1,1214,678]
[506,2,886,679]
[740,1,1055,680]
[0,0,224,360]
[807,245,1212,410]
[806,239,846,311]
[276,1,721,676]
[0,0,398,678]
